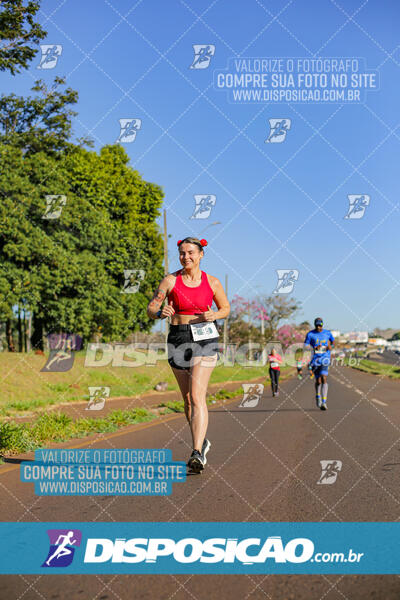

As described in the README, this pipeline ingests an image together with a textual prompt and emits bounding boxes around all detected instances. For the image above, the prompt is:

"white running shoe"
[201,438,211,465]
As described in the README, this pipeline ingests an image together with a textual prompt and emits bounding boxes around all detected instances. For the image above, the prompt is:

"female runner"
[147,237,230,472]
[267,347,283,397]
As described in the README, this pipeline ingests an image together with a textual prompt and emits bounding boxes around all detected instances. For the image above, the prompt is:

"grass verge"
[0,365,295,455]
[0,408,155,455]
[349,358,400,379]
[0,353,292,417]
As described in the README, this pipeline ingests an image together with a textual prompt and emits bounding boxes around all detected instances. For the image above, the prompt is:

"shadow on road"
[211,408,317,413]
[0,457,34,464]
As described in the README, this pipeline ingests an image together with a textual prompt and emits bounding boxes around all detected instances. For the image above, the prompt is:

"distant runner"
[296,357,303,380]
[304,318,335,410]
[268,347,283,397]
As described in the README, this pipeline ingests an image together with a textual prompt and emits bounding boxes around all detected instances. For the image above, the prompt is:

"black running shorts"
[167,324,220,371]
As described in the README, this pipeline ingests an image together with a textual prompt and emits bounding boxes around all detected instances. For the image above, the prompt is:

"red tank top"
[168,270,214,315]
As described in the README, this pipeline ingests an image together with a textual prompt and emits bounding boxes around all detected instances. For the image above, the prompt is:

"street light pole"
[200,220,221,235]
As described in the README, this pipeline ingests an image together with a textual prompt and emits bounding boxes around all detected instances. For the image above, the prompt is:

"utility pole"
[163,209,169,349]
[223,274,228,356]
[163,209,169,277]
[260,310,266,365]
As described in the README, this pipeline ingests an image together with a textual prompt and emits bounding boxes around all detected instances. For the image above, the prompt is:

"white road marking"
[371,398,388,407]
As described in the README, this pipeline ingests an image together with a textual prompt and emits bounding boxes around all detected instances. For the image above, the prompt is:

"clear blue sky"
[3,0,400,332]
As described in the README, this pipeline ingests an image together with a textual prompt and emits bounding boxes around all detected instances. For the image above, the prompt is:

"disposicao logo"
[42,529,82,567]
[83,536,314,564]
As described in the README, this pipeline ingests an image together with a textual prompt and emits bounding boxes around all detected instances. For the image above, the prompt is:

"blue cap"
[314,318,323,326]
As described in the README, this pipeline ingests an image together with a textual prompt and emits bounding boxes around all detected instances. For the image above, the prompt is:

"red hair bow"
[177,238,207,247]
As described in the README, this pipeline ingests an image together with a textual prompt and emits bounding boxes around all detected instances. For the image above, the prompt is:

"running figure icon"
[265,118,291,143]
[317,460,342,484]
[190,195,216,219]
[344,194,370,219]
[273,269,299,294]
[45,531,77,566]
[43,337,73,371]
[190,45,215,69]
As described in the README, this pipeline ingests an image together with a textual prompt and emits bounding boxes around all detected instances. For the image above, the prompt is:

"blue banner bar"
[0,522,399,574]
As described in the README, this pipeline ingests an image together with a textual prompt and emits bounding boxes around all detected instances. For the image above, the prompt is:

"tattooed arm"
[147,275,175,319]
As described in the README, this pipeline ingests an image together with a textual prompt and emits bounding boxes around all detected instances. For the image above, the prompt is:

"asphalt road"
[366,349,400,366]
[1,365,400,599]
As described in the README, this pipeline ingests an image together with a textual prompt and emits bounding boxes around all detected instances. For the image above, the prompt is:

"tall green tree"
[0,77,92,154]
[0,75,91,350]
[0,9,165,349]
[62,143,164,339]
[0,142,164,348]
[0,0,46,75]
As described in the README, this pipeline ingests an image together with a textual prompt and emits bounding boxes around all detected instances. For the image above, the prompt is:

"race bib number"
[270,361,279,368]
[190,321,219,341]
[315,347,327,355]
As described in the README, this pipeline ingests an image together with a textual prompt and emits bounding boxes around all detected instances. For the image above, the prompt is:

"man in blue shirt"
[304,317,335,410]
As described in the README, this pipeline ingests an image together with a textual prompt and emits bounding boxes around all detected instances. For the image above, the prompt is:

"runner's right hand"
[160,304,175,319]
